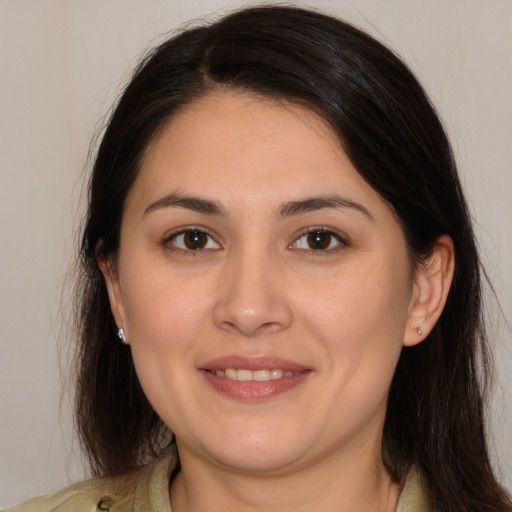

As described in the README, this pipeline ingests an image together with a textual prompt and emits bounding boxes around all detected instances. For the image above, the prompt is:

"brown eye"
[168,229,221,251]
[306,232,332,250]
[184,230,208,250]
[291,229,345,252]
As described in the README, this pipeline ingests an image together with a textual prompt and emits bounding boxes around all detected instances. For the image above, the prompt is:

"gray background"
[1,0,510,506]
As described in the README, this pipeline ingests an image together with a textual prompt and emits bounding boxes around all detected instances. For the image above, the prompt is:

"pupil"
[307,232,330,250]
[184,231,207,250]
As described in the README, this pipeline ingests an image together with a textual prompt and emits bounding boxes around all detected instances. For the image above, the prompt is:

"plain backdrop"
[1,0,510,507]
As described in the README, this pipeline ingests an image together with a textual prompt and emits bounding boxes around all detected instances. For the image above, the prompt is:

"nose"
[213,249,293,337]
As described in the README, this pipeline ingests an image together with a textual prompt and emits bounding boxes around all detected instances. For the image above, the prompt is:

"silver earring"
[416,326,423,336]
[117,328,128,344]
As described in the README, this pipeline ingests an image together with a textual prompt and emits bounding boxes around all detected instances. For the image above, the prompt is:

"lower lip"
[200,370,311,401]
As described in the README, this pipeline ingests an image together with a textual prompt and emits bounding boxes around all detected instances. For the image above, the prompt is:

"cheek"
[298,263,410,340]
[120,262,218,354]
[295,261,411,394]
[120,269,219,427]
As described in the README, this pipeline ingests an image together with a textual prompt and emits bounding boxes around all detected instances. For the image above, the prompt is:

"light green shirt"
[4,449,432,512]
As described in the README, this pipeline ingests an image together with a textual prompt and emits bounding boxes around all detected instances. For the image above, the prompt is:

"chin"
[181,423,310,474]
[211,443,306,474]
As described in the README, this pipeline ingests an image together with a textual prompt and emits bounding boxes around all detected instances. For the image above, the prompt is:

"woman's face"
[106,91,423,474]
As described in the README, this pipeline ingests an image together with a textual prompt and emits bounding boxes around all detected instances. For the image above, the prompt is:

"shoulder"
[3,447,177,512]
[2,474,135,512]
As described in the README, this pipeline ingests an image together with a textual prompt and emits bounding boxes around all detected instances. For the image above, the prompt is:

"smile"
[207,368,300,381]
[200,357,311,400]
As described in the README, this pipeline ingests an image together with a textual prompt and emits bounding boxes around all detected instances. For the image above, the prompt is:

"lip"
[199,355,312,401]
[200,355,309,372]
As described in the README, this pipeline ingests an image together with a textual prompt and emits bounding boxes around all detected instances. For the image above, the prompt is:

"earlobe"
[403,234,455,347]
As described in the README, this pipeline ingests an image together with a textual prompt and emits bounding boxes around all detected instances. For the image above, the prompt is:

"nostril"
[212,269,293,336]
[213,300,293,336]
[253,321,284,336]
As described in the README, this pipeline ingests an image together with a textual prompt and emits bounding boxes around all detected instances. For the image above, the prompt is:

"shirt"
[4,448,432,512]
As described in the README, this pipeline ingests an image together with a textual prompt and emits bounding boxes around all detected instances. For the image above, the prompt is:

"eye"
[166,229,221,252]
[291,229,346,252]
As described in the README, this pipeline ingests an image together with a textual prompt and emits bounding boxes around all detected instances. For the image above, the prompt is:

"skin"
[102,91,454,512]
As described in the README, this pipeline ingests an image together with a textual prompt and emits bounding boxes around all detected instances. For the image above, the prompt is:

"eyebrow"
[143,193,227,217]
[143,192,373,220]
[278,195,374,220]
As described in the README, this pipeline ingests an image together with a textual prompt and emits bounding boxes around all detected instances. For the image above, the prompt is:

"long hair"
[75,6,511,511]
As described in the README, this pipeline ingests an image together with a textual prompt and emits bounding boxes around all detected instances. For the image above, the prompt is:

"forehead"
[128,91,388,215]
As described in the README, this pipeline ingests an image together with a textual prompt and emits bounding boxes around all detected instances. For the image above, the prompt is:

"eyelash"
[163,227,221,255]
[162,226,347,255]
[290,227,348,254]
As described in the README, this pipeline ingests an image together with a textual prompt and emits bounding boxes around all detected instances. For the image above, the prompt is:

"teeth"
[214,368,296,381]
[237,369,253,381]
[253,370,270,381]
[224,369,236,379]
[270,369,283,379]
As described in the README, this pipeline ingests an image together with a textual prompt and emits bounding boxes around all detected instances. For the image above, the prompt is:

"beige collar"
[395,465,432,512]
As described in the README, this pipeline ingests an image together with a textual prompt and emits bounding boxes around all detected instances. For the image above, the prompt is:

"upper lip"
[199,355,310,372]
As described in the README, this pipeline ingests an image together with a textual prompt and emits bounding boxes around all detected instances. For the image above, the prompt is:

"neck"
[170,437,401,512]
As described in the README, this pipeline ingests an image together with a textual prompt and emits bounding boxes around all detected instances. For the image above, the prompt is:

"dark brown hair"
[75,6,511,511]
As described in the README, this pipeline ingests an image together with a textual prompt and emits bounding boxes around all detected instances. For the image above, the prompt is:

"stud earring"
[416,326,423,336]
[117,328,128,344]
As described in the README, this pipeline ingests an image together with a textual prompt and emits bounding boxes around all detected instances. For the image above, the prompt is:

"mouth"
[199,356,312,400]
[205,368,301,381]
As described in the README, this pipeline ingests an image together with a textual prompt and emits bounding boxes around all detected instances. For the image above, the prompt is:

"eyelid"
[162,226,222,253]
[289,226,348,253]
[161,225,347,255]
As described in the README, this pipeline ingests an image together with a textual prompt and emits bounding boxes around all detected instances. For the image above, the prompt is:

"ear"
[97,248,127,333]
[403,234,455,347]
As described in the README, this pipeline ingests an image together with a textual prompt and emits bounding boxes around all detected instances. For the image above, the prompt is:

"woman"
[7,5,511,512]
